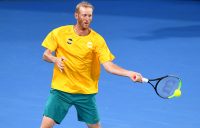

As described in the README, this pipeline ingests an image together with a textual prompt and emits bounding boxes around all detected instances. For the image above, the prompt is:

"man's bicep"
[42,48,55,62]
[44,48,53,54]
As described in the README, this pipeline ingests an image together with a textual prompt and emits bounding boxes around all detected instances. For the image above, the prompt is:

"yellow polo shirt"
[42,25,115,94]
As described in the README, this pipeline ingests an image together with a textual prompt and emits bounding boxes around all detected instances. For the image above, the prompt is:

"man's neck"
[74,25,90,36]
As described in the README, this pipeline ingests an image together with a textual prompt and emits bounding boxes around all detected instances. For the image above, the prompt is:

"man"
[40,1,143,128]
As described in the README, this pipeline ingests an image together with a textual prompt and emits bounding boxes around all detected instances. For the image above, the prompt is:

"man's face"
[75,7,93,29]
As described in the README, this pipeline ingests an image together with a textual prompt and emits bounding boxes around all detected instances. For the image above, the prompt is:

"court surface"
[0,0,200,127]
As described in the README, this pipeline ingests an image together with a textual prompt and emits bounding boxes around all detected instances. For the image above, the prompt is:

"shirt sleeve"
[95,36,115,64]
[41,31,58,51]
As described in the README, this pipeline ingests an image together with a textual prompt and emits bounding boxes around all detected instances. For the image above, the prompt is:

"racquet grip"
[142,78,149,83]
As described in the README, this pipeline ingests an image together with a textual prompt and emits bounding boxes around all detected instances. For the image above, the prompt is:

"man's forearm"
[103,61,131,77]
[103,61,142,82]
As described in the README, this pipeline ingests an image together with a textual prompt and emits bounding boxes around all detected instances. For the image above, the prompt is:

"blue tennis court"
[0,0,200,127]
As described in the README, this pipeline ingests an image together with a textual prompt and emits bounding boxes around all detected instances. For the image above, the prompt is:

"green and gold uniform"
[42,25,115,124]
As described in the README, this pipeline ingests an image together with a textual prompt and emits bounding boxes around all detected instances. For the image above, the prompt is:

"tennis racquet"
[134,75,182,99]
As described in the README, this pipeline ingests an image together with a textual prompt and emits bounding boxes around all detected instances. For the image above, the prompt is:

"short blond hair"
[75,1,94,13]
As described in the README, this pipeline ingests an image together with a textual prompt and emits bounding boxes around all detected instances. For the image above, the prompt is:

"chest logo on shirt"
[67,38,73,44]
[87,42,93,49]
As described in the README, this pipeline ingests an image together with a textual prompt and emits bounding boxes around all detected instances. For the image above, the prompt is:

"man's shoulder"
[91,29,104,40]
[52,25,73,34]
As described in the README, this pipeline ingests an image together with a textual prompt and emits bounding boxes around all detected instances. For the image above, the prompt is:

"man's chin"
[83,24,90,29]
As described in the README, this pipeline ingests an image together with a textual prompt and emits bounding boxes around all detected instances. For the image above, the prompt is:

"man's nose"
[85,16,90,20]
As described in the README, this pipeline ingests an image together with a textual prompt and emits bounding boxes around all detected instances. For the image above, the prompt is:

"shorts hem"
[43,114,61,124]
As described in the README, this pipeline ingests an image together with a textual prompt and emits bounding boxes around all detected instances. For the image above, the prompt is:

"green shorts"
[43,89,100,124]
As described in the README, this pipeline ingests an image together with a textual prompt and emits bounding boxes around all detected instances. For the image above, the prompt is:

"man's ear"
[74,12,78,20]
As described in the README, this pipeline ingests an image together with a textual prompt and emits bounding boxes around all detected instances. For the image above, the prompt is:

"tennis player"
[40,1,143,128]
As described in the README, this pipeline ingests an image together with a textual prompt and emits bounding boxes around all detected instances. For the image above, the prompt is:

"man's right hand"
[54,57,67,72]
[43,49,67,72]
